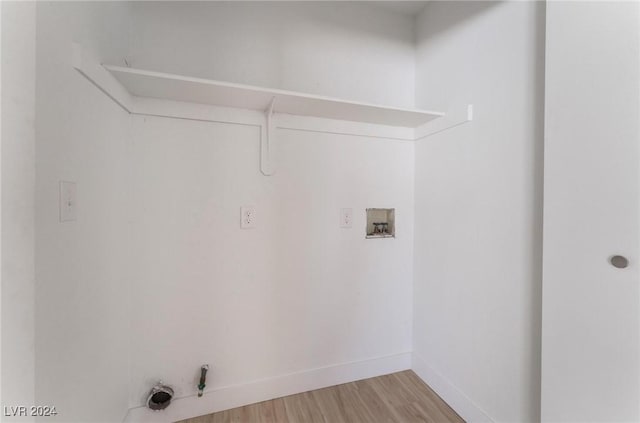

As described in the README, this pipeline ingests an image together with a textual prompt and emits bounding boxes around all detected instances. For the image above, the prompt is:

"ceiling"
[367,1,429,16]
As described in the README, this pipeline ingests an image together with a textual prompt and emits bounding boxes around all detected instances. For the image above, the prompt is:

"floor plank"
[176,370,464,423]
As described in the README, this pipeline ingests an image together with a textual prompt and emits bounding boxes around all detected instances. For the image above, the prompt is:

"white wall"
[34,2,133,422]
[30,2,418,420]
[127,113,415,409]
[1,1,36,419]
[541,2,640,421]
[412,2,545,422]
[24,2,566,422]
[123,2,418,412]
[129,2,415,108]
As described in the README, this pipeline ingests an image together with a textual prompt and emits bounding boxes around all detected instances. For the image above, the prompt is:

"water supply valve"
[198,364,209,397]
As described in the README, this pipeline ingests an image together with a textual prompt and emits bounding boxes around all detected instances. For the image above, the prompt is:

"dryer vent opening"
[147,383,174,411]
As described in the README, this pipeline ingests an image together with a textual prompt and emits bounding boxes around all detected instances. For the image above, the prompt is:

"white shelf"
[104,65,444,128]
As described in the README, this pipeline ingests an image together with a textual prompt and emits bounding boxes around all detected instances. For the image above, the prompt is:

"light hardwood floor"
[177,370,464,423]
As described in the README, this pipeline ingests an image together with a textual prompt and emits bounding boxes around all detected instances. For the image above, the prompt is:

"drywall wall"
[34,2,133,422]
[541,2,640,421]
[1,1,36,419]
[29,2,418,420]
[126,113,415,410]
[123,3,418,414]
[129,2,415,108]
[412,2,545,422]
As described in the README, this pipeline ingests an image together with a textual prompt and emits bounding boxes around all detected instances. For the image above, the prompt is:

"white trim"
[132,96,264,128]
[123,352,412,423]
[276,114,415,142]
[131,98,416,141]
[412,352,494,423]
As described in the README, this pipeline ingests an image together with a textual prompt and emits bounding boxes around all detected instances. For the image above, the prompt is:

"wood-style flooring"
[177,370,464,423]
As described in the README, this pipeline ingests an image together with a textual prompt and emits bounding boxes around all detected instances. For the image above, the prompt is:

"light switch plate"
[241,206,256,229]
[60,181,77,222]
[340,208,353,228]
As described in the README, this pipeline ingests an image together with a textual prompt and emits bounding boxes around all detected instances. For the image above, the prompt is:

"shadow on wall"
[417,1,501,43]
[129,2,415,82]
[414,1,503,113]
[413,1,546,421]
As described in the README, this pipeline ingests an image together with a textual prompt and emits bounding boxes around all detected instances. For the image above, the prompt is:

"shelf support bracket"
[260,97,276,176]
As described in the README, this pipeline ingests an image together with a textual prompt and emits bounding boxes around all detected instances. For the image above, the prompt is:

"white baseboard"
[411,352,494,423]
[123,352,412,423]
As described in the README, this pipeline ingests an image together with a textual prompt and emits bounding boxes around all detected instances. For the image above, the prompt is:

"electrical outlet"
[340,208,353,228]
[60,181,77,222]
[241,206,256,229]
